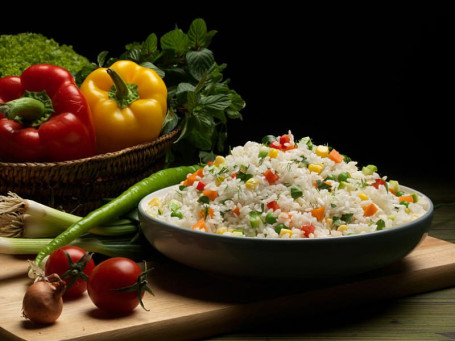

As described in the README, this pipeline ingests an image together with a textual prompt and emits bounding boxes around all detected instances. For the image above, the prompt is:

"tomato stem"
[112,261,154,311]
[60,250,93,293]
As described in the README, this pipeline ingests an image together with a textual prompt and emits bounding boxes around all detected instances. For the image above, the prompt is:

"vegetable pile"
[0,17,243,325]
[76,18,245,164]
[2,164,198,324]
[0,18,245,164]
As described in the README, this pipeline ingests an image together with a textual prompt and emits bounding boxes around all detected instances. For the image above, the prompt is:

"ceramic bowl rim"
[139,184,434,245]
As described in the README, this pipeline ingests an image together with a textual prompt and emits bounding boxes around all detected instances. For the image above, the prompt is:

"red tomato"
[279,134,291,145]
[87,257,151,314]
[269,141,282,150]
[266,200,280,211]
[196,181,206,191]
[372,178,386,189]
[301,224,316,237]
[45,246,95,298]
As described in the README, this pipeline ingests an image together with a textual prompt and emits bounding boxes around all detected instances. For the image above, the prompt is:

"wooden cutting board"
[1,236,455,341]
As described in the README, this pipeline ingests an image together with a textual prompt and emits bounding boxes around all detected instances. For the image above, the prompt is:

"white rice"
[144,132,430,239]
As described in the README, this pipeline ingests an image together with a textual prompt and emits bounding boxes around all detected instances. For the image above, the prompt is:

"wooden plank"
[1,236,455,341]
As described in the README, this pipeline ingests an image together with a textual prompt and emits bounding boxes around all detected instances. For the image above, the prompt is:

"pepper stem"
[107,68,140,109]
[0,97,45,123]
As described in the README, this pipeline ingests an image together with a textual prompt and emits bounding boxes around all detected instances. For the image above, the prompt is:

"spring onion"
[0,236,148,260]
[0,192,137,238]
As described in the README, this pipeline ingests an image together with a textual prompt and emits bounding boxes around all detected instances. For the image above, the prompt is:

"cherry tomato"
[45,246,95,298]
[87,257,152,314]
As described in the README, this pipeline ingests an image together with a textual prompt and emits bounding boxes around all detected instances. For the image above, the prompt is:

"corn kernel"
[215,176,225,186]
[325,218,333,230]
[279,228,293,237]
[245,178,259,189]
[405,208,410,214]
[268,148,279,158]
[357,193,369,201]
[308,163,324,174]
[315,145,329,157]
[216,227,227,234]
[337,224,348,232]
[214,155,225,167]
[147,198,160,207]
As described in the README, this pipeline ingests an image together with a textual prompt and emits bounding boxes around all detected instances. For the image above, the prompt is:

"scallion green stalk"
[0,192,137,238]
[0,236,148,260]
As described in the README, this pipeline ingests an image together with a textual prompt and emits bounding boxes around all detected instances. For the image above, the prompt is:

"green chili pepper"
[33,165,201,267]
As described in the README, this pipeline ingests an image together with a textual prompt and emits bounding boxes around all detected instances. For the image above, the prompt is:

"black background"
[2,9,454,184]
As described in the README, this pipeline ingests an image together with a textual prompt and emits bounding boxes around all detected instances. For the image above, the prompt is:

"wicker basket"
[0,129,180,215]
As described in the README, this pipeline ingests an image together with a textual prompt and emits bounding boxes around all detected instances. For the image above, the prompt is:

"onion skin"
[22,274,66,324]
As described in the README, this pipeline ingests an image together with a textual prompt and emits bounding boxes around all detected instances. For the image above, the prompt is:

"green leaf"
[187,91,198,113]
[175,83,195,105]
[176,82,196,96]
[142,33,158,56]
[97,51,109,67]
[199,94,231,111]
[229,92,246,111]
[188,18,208,48]
[197,196,210,205]
[140,61,165,78]
[186,49,214,81]
[290,184,303,199]
[188,18,217,49]
[161,108,179,134]
[160,29,189,56]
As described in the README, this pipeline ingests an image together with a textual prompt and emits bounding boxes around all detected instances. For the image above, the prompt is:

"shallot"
[22,273,66,324]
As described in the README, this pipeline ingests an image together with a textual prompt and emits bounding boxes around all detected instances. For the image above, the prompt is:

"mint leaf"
[160,29,189,56]
[141,33,158,56]
[186,48,214,81]
[188,18,208,48]
[176,82,196,96]
[200,94,231,111]
[97,51,109,67]
[188,18,217,49]
[140,61,165,78]
[161,108,179,134]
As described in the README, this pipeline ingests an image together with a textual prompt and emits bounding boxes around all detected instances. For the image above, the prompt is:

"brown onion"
[22,273,66,324]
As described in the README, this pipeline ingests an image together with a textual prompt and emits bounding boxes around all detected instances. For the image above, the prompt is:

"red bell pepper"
[0,64,96,162]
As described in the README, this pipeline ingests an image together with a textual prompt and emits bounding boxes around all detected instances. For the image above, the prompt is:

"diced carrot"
[203,190,218,201]
[362,203,378,217]
[328,149,343,163]
[182,168,204,186]
[192,218,207,231]
[199,207,214,219]
[264,169,280,184]
[398,195,414,203]
[311,206,325,222]
[232,205,240,216]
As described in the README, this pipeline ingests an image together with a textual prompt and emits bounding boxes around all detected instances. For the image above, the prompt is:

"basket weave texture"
[0,129,179,215]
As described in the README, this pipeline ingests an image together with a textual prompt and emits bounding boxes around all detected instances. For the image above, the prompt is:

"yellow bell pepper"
[80,60,167,154]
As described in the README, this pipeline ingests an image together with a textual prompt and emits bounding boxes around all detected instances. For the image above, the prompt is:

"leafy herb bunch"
[76,18,245,165]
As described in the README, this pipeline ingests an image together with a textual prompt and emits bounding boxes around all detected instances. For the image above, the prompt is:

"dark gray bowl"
[139,185,433,279]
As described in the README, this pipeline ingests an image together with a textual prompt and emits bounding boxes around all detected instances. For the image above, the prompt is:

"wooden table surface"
[206,176,455,341]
